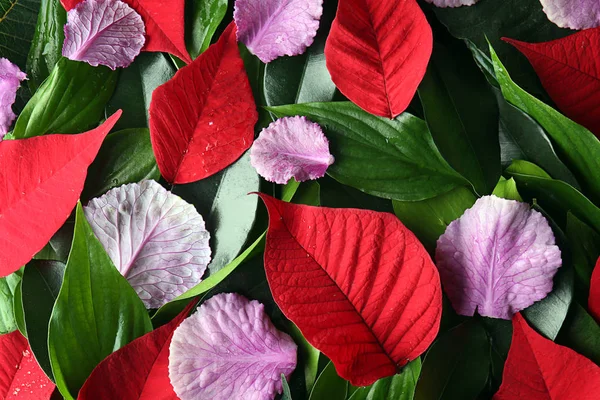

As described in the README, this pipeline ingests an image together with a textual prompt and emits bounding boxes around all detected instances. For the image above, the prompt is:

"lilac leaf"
[234,0,323,63]
[250,116,334,184]
[62,0,146,70]
[84,180,211,308]
[169,293,297,400]
[435,195,562,320]
[424,0,479,7]
[539,0,600,29]
[0,58,26,139]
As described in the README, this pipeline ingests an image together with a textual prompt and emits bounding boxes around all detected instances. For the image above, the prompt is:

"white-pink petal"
[234,0,323,63]
[250,116,334,185]
[424,0,480,7]
[169,293,297,400]
[84,180,211,309]
[62,0,146,69]
[0,58,26,139]
[539,0,600,30]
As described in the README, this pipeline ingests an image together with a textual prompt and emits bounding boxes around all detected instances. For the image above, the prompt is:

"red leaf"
[61,0,191,63]
[0,331,55,400]
[0,112,121,277]
[77,299,198,400]
[589,257,600,322]
[494,313,600,400]
[504,32,600,137]
[149,23,257,184]
[324,0,432,119]
[258,194,442,386]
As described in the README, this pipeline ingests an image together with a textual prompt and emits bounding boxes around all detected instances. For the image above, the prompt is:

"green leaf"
[268,102,468,201]
[567,213,600,292]
[419,41,500,195]
[82,128,160,200]
[348,359,421,400]
[415,320,490,400]
[320,175,393,213]
[14,58,118,139]
[480,318,512,390]
[558,302,600,365]
[22,260,65,381]
[393,186,476,252]
[13,278,26,337]
[48,203,152,399]
[282,374,293,400]
[309,362,348,400]
[26,0,65,90]
[186,0,227,59]
[492,177,522,201]
[0,271,21,334]
[490,44,600,202]
[289,323,320,394]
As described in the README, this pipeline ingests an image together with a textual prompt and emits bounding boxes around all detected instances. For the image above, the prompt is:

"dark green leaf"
[480,318,512,390]
[566,213,600,294]
[34,221,74,263]
[14,58,118,139]
[558,302,600,365]
[320,175,393,213]
[268,102,468,201]
[186,0,227,59]
[22,260,65,381]
[309,362,348,400]
[12,278,26,337]
[288,323,320,394]
[48,203,152,400]
[348,359,421,400]
[415,320,490,400]
[0,271,21,334]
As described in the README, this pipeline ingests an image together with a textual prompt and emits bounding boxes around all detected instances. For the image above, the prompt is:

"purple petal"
[234,0,323,63]
[169,293,297,400]
[0,58,26,139]
[424,0,480,7]
[84,180,211,308]
[250,116,334,184]
[62,0,146,70]
[435,195,562,320]
[540,0,600,29]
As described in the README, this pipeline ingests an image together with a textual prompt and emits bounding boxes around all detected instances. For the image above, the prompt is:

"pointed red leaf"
[504,32,600,137]
[0,331,55,400]
[149,23,257,184]
[61,0,191,63]
[494,313,600,400]
[77,299,198,400]
[589,257,600,322]
[324,0,433,118]
[258,194,442,386]
[0,112,121,277]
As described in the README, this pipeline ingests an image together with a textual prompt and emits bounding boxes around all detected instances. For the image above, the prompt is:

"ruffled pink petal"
[234,0,323,63]
[424,0,479,7]
[0,58,26,139]
[540,0,600,30]
[435,195,562,320]
[62,0,146,69]
[169,293,297,400]
[84,180,211,308]
[250,116,334,184]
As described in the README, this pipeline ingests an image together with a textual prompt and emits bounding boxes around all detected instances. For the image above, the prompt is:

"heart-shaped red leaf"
[504,32,600,137]
[258,194,442,386]
[149,22,257,184]
[494,313,600,400]
[0,331,55,399]
[589,257,600,322]
[61,0,191,63]
[77,300,197,400]
[0,112,121,277]
[324,0,432,118]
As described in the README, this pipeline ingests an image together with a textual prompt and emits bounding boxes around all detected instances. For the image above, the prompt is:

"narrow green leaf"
[0,271,21,334]
[349,359,421,400]
[13,278,26,337]
[282,374,293,400]
[289,324,320,394]
[186,0,227,58]
[309,362,348,400]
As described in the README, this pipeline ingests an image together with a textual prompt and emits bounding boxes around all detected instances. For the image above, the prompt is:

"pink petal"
[540,0,600,29]
[169,293,297,400]
[62,0,146,70]
[424,0,479,7]
[234,0,323,63]
[0,58,26,139]
[84,180,211,308]
[435,195,562,320]
[250,116,334,184]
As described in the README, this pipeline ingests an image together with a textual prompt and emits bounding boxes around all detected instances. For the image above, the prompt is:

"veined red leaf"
[589,257,600,322]
[504,33,600,136]
[61,0,191,63]
[258,194,442,386]
[0,112,121,277]
[324,0,433,118]
[149,23,258,184]
[0,331,55,399]
[494,313,600,400]
[77,300,197,400]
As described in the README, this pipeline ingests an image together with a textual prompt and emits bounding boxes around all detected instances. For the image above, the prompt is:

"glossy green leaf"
[186,0,227,59]
[558,302,600,365]
[289,323,320,394]
[415,320,489,400]
[268,102,468,201]
[480,318,512,390]
[492,177,522,201]
[309,362,348,400]
[419,41,500,195]
[320,175,393,213]
[566,213,600,293]
[82,128,160,200]
[349,359,421,400]
[14,57,118,139]
[48,203,152,400]
[34,221,74,263]
[12,278,26,337]
[26,0,65,90]
[0,271,21,334]
[22,260,65,381]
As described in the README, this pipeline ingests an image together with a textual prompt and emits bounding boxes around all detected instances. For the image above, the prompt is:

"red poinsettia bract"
[589,257,600,322]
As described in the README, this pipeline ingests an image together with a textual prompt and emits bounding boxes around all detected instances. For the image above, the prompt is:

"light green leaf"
[0,271,22,334]
[186,0,227,59]
[282,374,293,400]
[349,359,421,400]
[12,278,26,337]
[492,177,522,201]
[309,362,348,400]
